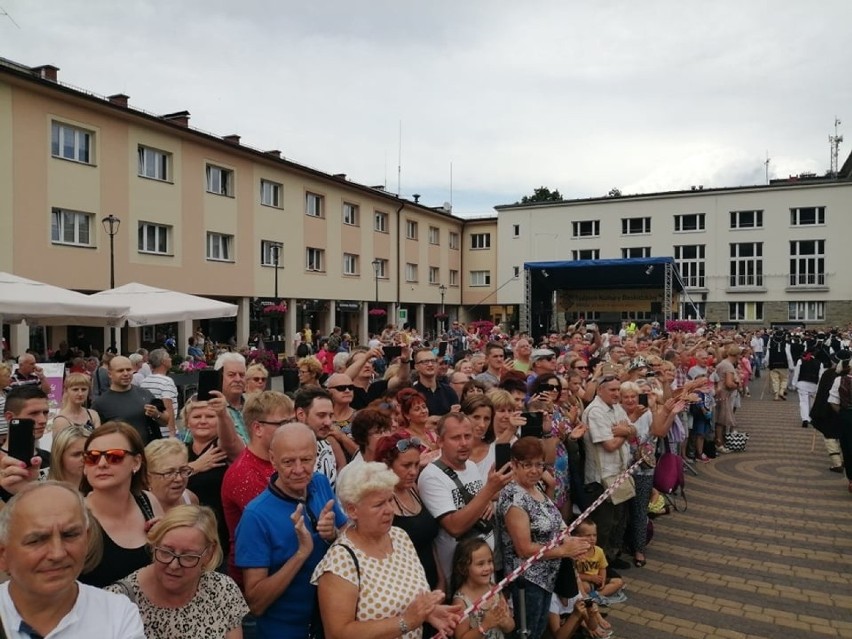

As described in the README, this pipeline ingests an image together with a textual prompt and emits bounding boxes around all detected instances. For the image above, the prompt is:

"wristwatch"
[400,359,412,364]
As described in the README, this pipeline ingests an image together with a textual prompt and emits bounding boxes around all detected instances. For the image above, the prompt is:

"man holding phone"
[0,385,52,500]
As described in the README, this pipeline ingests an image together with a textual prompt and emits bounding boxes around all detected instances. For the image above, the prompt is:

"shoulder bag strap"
[433,460,476,505]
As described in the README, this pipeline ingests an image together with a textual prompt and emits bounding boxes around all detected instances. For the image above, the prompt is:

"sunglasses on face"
[329,384,356,392]
[574,365,589,370]
[153,545,209,569]
[249,376,268,383]
[83,449,135,466]
[542,384,561,391]
[395,437,422,452]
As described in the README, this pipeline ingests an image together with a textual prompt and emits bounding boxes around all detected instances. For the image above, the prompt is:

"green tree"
[518,186,563,204]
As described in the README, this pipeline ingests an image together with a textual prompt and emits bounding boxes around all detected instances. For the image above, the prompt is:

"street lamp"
[101,214,120,351]
[371,259,381,303]
[438,283,447,333]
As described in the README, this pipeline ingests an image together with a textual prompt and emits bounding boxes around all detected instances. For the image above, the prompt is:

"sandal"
[633,555,647,568]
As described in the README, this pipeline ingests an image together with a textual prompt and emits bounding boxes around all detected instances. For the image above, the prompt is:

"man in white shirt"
[0,481,144,638]
[582,374,637,570]
[140,348,178,438]
[418,412,513,578]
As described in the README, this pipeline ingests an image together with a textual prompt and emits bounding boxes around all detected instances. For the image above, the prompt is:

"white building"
[495,160,852,328]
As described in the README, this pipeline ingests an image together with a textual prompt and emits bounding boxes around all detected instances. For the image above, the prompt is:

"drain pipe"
[395,201,405,322]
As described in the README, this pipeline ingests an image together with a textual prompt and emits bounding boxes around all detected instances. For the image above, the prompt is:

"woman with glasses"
[244,363,269,394]
[326,373,361,460]
[79,421,165,588]
[376,431,444,594]
[107,505,249,638]
[47,423,89,487]
[146,438,197,511]
[296,356,323,388]
[497,437,591,639]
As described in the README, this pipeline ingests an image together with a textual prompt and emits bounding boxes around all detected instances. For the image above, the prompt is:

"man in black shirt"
[92,356,166,443]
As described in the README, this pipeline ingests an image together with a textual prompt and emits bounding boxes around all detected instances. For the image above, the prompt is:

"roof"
[524,257,684,292]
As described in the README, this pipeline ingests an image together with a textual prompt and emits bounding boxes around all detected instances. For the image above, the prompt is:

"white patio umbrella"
[0,272,128,326]
[90,282,238,327]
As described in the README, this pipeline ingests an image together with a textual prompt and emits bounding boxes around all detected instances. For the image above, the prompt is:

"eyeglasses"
[395,437,422,452]
[517,461,547,470]
[574,365,589,370]
[416,358,437,365]
[329,384,356,392]
[153,545,209,569]
[249,376,268,383]
[150,467,193,480]
[258,417,298,428]
[542,384,561,391]
[83,449,135,466]
[538,355,555,362]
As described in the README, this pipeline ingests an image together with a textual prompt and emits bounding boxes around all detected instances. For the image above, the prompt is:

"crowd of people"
[1,319,850,638]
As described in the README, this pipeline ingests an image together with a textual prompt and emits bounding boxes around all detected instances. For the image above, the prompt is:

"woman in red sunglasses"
[79,421,165,588]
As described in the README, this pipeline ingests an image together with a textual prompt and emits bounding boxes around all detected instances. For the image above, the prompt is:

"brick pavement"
[603,379,852,639]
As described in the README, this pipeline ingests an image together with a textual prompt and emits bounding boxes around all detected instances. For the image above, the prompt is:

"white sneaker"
[717,445,731,454]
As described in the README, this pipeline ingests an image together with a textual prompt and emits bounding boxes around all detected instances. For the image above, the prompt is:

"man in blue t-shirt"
[235,422,347,639]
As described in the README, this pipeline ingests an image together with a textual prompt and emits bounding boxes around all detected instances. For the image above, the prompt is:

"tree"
[518,186,563,204]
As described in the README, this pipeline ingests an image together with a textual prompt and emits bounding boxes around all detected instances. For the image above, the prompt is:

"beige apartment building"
[0,57,501,355]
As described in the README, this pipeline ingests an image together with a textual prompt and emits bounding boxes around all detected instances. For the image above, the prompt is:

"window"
[138,146,170,181]
[622,311,652,321]
[572,220,600,238]
[206,165,233,196]
[729,302,763,322]
[260,240,283,266]
[621,247,651,258]
[51,122,92,164]
[343,202,359,226]
[260,180,282,208]
[512,224,520,238]
[470,270,491,287]
[306,192,324,217]
[428,266,440,285]
[674,244,705,288]
[50,208,92,246]
[373,258,388,279]
[406,220,418,240]
[789,240,826,286]
[789,301,825,322]
[343,253,359,275]
[730,210,763,229]
[790,206,825,226]
[729,242,763,287]
[679,301,706,320]
[621,217,651,235]
[405,263,418,282]
[470,233,491,249]
[449,232,460,250]
[306,247,325,272]
[137,222,171,255]
[674,213,705,232]
[449,269,459,286]
[513,266,520,278]
[571,249,600,260]
[429,226,440,245]
[374,211,389,233]
[206,232,233,262]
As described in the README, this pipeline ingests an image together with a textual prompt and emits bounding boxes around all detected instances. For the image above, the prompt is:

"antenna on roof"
[449,161,453,209]
[829,117,843,178]
[764,151,771,184]
[397,120,402,196]
[0,5,20,28]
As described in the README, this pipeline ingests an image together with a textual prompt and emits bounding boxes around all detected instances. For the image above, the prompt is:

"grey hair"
[128,353,144,366]
[332,352,349,373]
[335,461,399,508]
[148,348,170,369]
[214,352,246,371]
[0,481,91,544]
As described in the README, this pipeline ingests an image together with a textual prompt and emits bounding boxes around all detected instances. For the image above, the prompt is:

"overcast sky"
[3,0,849,215]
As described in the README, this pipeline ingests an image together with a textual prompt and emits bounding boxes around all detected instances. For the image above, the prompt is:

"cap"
[531,349,556,363]
[628,356,648,372]
[688,365,708,380]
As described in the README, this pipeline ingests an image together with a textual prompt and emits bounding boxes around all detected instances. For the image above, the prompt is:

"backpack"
[653,438,687,512]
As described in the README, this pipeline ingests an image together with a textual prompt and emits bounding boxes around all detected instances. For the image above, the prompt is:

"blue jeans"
[510,579,551,639]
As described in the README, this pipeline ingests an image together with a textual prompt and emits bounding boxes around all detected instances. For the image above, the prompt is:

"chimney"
[32,65,59,82]
[108,94,129,108]
[265,150,281,158]
[223,134,241,145]
[332,173,346,180]
[162,110,190,127]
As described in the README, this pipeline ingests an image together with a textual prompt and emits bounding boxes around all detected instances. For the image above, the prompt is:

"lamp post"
[371,259,381,303]
[438,283,447,333]
[101,214,120,351]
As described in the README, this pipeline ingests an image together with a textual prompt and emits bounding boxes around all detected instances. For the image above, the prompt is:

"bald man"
[8,353,50,394]
[236,423,347,638]
[92,356,165,443]
[0,482,144,637]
